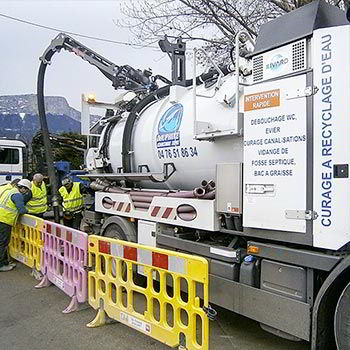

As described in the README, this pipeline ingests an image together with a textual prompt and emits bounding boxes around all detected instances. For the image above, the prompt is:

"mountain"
[0,94,81,121]
[0,94,100,143]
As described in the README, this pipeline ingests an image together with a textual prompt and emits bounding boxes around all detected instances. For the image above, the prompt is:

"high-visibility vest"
[0,183,12,198]
[59,182,84,213]
[27,181,48,214]
[0,187,20,226]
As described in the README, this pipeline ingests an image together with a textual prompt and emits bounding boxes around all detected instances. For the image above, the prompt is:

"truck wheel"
[334,281,350,350]
[102,216,137,242]
[101,217,143,284]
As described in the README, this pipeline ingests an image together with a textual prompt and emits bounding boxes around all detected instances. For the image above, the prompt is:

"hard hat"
[33,173,44,182]
[62,177,73,186]
[17,179,32,190]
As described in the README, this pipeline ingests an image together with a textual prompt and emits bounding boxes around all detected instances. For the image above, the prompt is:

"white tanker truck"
[38,1,350,349]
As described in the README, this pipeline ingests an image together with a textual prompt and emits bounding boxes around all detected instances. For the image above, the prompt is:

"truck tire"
[334,281,350,350]
[101,217,135,281]
[102,216,137,242]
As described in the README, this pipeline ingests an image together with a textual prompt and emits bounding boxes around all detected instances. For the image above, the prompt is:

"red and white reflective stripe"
[45,223,79,244]
[149,206,177,220]
[113,201,131,213]
[99,241,186,274]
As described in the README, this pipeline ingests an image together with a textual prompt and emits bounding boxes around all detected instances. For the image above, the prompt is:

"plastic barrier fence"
[35,221,88,313]
[87,235,210,350]
[9,214,44,271]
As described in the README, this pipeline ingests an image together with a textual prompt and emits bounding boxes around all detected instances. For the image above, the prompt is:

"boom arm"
[37,32,164,222]
[40,32,158,91]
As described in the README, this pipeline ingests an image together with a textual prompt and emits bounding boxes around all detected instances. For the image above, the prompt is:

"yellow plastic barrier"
[9,214,44,271]
[87,235,210,350]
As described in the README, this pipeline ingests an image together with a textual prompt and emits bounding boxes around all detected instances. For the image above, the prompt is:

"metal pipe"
[176,205,196,213]
[207,180,216,192]
[102,197,114,209]
[130,195,153,203]
[201,180,208,188]
[167,191,195,198]
[96,179,110,186]
[130,190,167,197]
[235,32,240,127]
[200,179,215,193]
[105,187,127,194]
[90,182,126,193]
[90,182,107,191]
[177,212,197,221]
[193,187,205,198]
[102,197,114,204]
[193,47,197,139]
[134,207,148,212]
[202,190,215,199]
[132,202,150,209]
[91,180,215,200]
[235,31,255,131]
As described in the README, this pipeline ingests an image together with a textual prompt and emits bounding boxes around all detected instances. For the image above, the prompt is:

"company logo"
[156,103,183,148]
[158,103,183,134]
[266,54,288,71]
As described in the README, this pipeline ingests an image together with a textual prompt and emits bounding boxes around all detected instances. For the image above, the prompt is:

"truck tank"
[100,73,243,190]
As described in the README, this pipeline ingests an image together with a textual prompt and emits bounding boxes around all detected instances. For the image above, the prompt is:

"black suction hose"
[37,55,60,223]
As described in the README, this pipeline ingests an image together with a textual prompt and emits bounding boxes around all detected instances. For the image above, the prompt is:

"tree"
[118,0,350,63]
[53,132,87,170]
[31,131,86,173]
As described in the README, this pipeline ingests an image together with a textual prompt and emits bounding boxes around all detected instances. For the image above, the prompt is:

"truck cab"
[0,139,27,185]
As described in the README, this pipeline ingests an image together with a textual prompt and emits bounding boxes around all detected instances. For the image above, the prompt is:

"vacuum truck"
[38,1,350,349]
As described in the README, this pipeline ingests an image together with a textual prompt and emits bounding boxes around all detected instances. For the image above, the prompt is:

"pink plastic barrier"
[36,221,88,313]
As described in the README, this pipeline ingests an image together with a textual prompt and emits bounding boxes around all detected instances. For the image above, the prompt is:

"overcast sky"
[0,0,171,111]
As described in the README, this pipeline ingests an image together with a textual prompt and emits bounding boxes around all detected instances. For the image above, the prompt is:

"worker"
[0,179,27,270]
[58,177,84,229]
[0,178,21,198]
[0,179,31,272]
[26,173,48,218]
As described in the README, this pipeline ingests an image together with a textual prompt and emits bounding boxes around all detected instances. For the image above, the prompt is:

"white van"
[0,139,27,185]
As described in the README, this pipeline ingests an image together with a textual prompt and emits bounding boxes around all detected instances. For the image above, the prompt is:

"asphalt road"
[1,263,310,350]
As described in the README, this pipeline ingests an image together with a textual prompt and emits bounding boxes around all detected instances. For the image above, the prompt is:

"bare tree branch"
[117,0,347,64]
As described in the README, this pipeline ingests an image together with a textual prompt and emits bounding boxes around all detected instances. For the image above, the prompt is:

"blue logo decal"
[156,104,183,148]
[266,54,288,72]
[158,104,183,134]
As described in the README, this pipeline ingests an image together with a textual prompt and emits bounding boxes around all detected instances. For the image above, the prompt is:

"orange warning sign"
[244,89,280,111]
